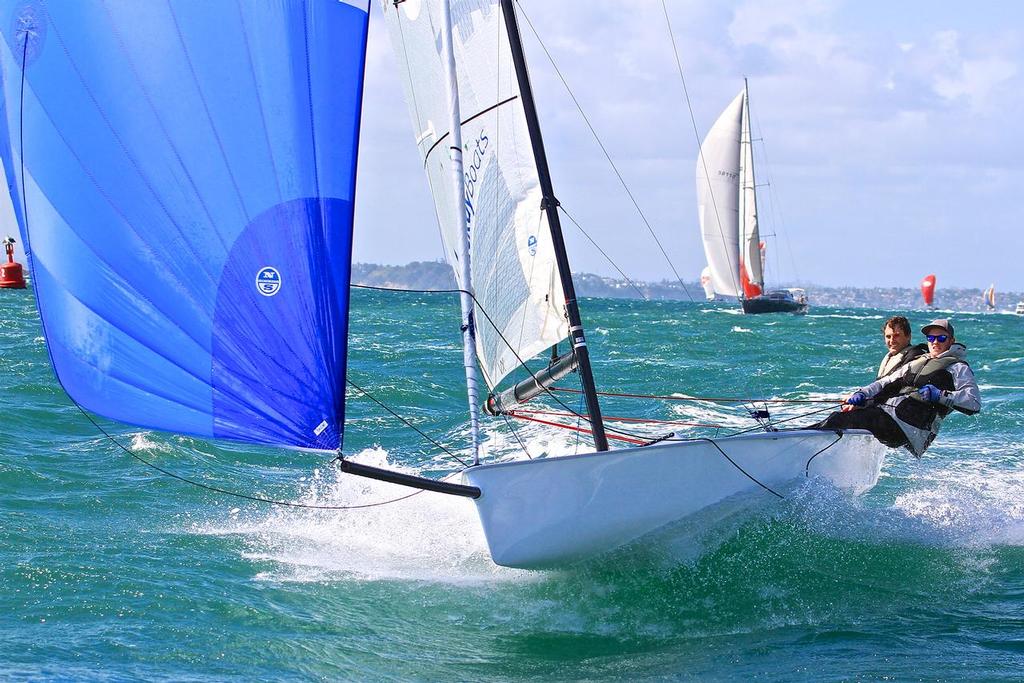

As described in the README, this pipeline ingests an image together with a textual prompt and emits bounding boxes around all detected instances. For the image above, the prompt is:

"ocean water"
[2,286,1023,681]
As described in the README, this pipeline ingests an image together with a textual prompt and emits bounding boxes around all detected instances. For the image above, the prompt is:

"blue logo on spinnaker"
[256,267,282,296]
[527,235,538,256]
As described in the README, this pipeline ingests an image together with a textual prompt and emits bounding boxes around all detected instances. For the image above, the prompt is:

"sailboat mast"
[499,0,608,452]
[440,0,482,464]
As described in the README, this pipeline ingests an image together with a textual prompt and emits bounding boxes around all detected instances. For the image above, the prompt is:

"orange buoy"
[1,236,27,289]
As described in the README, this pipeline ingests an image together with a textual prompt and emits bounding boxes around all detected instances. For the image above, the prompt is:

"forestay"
[379,0,568,389]
[0,1,370,451]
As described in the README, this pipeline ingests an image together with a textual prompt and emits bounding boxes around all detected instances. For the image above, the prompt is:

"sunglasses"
[926,334,949,343]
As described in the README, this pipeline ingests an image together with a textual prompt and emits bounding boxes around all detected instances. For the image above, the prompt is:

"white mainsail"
[379,0,567,389]
[696,85,763,299]
[696,92,742,297]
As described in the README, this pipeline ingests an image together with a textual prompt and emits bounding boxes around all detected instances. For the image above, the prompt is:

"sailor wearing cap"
[817,319,981,456]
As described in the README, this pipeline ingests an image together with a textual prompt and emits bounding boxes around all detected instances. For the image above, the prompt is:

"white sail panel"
[739,88,763,294]
[379,0,567,389]
[696,91,743,297]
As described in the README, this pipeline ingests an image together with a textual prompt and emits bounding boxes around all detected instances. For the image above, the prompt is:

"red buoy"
[1,236,27,289]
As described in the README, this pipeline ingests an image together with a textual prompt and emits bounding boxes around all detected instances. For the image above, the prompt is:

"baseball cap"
[921,318,954,338]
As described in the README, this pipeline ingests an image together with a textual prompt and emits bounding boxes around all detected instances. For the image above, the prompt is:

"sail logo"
[463,129,490,230]
[527,235,538,256]
[256,267,282,296]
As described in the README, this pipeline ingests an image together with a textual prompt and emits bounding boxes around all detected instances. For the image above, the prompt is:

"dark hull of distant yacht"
[741,292,809,315]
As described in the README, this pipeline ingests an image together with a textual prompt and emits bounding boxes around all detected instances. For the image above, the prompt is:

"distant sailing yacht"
[921,274,936,309]
[699,266,715,301]
[982,284,995,311]
[696,80,807,315]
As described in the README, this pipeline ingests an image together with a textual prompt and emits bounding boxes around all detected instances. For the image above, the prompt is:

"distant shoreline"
[353,261,1022,314]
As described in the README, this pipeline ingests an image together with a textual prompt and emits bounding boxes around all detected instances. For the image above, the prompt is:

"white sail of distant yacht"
[696,81,805,314]
[700,265,715,300]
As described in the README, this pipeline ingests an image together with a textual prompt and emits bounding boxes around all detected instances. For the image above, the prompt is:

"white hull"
[462,429,886,568]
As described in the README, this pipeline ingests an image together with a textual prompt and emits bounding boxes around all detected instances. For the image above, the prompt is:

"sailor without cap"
[877,315,926,380]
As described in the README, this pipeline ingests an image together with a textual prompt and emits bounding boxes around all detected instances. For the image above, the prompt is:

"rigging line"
[510,409,726,430]
[749,114,802,284]
[725,403,838,437]
[393,5,428,160]
[574,373,584,454]
[694,437,784,498]
[510,402,756,443]
[351,285,785,441]
[548,386,841,404]
[558,205,648,300]
[660,0,742,299]
[346,379,471,468]
[507,411,647,445]
[71,401,436,511]
[512,0,694,302]
[350,283,605,431]
[354,284,670,444]
[805,432,843,477]
[591,401,839,443]
[500,411,534,459]
[352,284,720,444]
[358,286,835,441]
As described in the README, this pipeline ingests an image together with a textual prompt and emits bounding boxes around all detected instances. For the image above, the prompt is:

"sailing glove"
[918,384,942,402]
[846,391,867,406]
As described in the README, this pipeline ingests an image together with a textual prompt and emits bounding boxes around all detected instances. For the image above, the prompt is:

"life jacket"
[876,343,927,379]
[874,355,964,428]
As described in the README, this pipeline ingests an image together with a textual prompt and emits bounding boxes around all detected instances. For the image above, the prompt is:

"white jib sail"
[739,85,763,293]
[696,90,743,298]
[379,0,568,389]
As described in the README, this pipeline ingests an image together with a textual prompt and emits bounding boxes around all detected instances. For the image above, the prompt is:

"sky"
[353,0,1024,290]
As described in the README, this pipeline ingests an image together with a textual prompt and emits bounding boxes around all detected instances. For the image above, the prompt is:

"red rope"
[511,408,724,429]
[506,411,647,445]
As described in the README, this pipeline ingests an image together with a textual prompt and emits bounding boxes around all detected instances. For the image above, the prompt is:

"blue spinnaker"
[0,0,370,451]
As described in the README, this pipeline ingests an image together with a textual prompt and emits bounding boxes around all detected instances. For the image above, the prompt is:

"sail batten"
[1,1,370,451]
[421,95,520,167]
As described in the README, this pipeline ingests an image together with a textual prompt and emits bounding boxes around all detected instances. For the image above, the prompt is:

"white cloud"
[933,52,1017,112]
